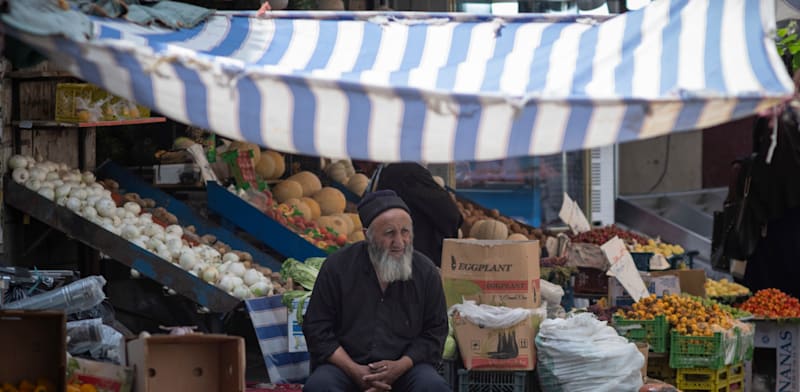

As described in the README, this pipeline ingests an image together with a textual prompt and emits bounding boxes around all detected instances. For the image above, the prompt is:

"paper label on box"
[559,193,591,234]
[287,298,309,353]
[602,237,649,302]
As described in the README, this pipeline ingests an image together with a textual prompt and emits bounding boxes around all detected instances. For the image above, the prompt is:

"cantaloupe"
[348,230,365,242]
[326,162,348,184]
[340,159,356,178]
[263,151,285,179]
[273,180,303,203]
[312,187,346,216]
[228,141,261,164]
[255,150,275,179]
[334,213,354,234]
[345,213,362,231]
[507,233,528,241]
[287,171,322,197]
[468,220,487,239]
[317,215,348,236]
[285,198,312,220]
[470,219,508,240]
[301,197,321,219]
[347,173,369,196]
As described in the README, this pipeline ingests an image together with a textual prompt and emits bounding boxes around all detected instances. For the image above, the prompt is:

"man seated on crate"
[302,190,450,392]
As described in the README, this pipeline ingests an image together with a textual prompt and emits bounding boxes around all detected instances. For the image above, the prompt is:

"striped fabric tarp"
[245,295,310,384]
[4,0,793,162]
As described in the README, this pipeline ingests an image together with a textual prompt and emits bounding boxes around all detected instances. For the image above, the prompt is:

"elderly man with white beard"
[302,190,450,392]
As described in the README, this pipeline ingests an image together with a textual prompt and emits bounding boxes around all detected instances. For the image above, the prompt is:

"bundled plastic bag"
[4,275,106,314]
[536,313,644,392]
[67,318,125,364]
[541,279,566,319]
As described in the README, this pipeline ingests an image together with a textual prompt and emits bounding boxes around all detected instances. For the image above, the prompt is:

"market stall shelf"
[206,181,327,261]
[95,160,281,272]
[4,179,241,312]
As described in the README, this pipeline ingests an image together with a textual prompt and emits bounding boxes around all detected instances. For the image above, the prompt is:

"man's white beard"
[367,240,413,283]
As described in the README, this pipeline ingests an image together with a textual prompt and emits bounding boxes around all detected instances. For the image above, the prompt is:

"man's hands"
[361,356,414,392]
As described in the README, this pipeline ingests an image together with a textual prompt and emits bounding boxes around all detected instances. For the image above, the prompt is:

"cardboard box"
[127,334,245,392]
[608,269,706,306]
[0,310,66,390]
[441,239,541,309]
[452,312,539,371]
[153,164,199,185]
[68,357,134,392]
[748,320,800,392]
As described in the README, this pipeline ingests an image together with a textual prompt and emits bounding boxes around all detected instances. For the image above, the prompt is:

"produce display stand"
[205,181,327,261]
[3,178,241,312]
[95,160,282,273]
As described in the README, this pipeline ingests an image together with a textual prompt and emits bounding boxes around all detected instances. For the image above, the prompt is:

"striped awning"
[3,0,794,162]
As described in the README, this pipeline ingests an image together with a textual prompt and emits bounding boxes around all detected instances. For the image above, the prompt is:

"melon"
[317,215,348,236]
[255,150,276,179]
[312,187,346,216]
[272,180,303,203]
[468,220,487,239]
[334,213,354,234]
[346,173,369,196]
[348,230,365,242]
[339,159,356,178]
[301,197,322,219]
[287,171,322,197]
[345,213,362,231]
[507,233,529,241]
[263,151,286,179]
[285,198,312,220]
[470,219,508,240]
[228,141,261,164]
[326,162,349,184]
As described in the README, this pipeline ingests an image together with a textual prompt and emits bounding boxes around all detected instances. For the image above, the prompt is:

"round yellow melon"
[264,151,285,179]
[317,215,348,236]
[326,162,349,184]
[301,197,321,219]
[285,198,312,220]
[471,219,508,240]
[312,187,346,216]
[272,180,303,203]
[255,151,275,179]
[345,213,362,232]
[507,233,529,241]
[334,213,354,234]
[348,230,365,242]
[287,171,322,197]
[346,173,369,196]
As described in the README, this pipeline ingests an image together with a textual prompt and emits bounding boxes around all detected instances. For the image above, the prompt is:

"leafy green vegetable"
[281,258,320,290]
[282,290,312,324]
[305,257,326,271]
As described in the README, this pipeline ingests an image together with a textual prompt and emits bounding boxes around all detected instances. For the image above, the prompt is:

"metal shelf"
[206,181,327,261]
[95,160,282,272]
[4,179,241,312]
[13,117,167,129]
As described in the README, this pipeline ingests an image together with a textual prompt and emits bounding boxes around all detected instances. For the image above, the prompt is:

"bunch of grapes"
[571,225,648,246]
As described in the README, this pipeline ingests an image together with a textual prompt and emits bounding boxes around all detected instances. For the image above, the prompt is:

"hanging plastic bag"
[536,312,644,392]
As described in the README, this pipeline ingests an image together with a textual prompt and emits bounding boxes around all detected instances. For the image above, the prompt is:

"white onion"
[82,171,96,184]
[165,224,183,237]
[115,207,127,219]
[8,155,28,170]
[124,202,141,215]
[243,268,262,286]
[25,179,42,191]
[45,172,60,181]
[56,196,69,206]
[69,187,87,200]
[233,285,252,299]
[222,253,240,264]
[12,167,29,183]
[95,199,116,217]
[250,280,273,297]
[179,250,197,270]
[29,167,47,181]
[228,262,246,278]
[121,224,141,240]
[66,197,82,211]
[81,206,98,219]
[202,266,220,283]
[55,184,72,199]
[37,187,55,201]
[130,269,141,278]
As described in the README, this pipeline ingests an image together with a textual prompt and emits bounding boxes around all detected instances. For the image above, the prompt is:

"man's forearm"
[328,346,360,376]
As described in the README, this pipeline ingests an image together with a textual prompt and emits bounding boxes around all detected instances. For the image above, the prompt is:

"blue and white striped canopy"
[5,0,794,162]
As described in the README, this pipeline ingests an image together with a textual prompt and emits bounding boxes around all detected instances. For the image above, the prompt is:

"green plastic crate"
[613,314,669,353]
[669,331,731,370]
[457,369,529,392]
